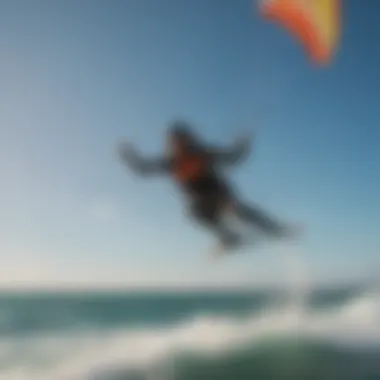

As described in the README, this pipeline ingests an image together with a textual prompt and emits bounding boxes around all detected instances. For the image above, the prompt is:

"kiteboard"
[208,222,304,261]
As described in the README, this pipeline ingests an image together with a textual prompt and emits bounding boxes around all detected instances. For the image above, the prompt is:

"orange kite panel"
[260,0,341,64]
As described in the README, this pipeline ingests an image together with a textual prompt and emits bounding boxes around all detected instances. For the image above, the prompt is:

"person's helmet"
[168,120,193,140]
[166,120,198,155]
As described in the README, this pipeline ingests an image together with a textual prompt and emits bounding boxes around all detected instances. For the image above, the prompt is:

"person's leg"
[232,200,289,237]
[189,200,240,248]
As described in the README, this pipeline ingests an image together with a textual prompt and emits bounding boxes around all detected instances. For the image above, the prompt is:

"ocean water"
[0,287,379,380]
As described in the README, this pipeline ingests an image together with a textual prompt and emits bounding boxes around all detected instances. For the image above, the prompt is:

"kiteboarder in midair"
[119,120,297,250]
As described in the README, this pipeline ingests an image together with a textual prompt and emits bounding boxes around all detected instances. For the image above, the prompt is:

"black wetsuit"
[123,143,243,219]
[120,141,287,246]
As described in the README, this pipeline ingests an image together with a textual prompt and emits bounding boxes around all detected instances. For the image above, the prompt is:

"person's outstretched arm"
[118,142,170,176]
[209,135,252,166]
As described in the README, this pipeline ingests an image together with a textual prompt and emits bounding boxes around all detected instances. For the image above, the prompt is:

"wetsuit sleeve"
[209,138,252,166]
[118,143,170,175]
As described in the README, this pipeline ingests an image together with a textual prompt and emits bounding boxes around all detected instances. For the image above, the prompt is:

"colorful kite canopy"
[259,0,341,65]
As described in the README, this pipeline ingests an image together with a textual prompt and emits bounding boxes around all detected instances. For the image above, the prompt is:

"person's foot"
[221,232,242,250]
[274,223,303,240]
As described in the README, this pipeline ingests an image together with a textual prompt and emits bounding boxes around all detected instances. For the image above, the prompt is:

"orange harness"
[172,154,209,182]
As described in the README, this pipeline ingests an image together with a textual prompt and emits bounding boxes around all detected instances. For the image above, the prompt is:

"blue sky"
[1,0,379,288]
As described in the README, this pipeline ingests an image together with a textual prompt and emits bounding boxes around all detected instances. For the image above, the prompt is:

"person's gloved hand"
[118,142,138,163]
[234,131,253,154]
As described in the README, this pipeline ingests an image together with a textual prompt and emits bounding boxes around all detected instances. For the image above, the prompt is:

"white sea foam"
[0,289,379,380]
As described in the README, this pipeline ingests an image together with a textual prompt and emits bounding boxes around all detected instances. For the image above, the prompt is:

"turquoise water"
[0,287,379,379]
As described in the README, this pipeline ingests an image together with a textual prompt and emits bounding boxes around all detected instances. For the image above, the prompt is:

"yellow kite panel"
[260,0,341,64]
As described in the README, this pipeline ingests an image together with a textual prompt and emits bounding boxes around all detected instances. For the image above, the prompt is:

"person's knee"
[190,203,215,225]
